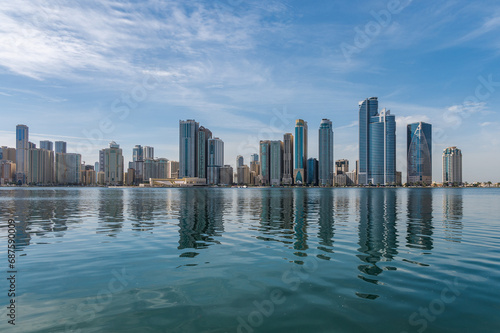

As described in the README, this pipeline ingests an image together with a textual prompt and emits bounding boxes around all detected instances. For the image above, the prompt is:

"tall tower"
[103,141,124,185]
[318,119,334,186]
[359,98,396,185]
[443,147,462,184]
[133,145,144,162]
[282,133,294,185]
[55,141,67,154]
[293,119,308,184]
[270,140,283,186]
[39,140,53,151]
[179,119,199,178]
[259,140,271,186]
[197,126,212,180]
[16,124,29,184]
[207,137,224,185]
[143,146,154,160]
[407,122,432,185]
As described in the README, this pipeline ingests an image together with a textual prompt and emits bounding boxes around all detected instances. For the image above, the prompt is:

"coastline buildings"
[220,165,234,185]
[16,124,29,184]
[197,126,212,180]
[407,122,432,185]
[358,97,396,185]
[39,140,53,151]
[283,133,294,185]
[443,147,462,184]
[103,141,124,185]
[318,119,334,186]
[144,146,154,160]
[179,119,199,178]
[307,158,318,186]
[28,148,54,184]
[259,140,271,186]
[167,160,179,179]
[294,119,308,185]
[55,153,82,184]
[207,138,224,185]
[270,141,283,186]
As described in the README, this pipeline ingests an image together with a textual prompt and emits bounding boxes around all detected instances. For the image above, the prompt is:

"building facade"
[207,138,224,185]
[294,119,308,185]
[103,141,124,185]
[443,147,462,184]
[16,124,29,184]
[283,133,294,185]
[144,146,154,160]
[197,126,212,180]
[259,140,271,186]
[56,153,82,184]
[28,148,54,185]
[39,140,53,151]
[270,140,283,186]
[179,119,199,178]
[55,141,67,154]
[319,119,334,186]
[407,122,432,185]
[307,158,318,186]
[220,165,234,185]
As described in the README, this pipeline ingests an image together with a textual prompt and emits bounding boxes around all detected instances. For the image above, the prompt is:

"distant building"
[179,119,199,178]
[125,168,135,186]
[283,133,294,185]
[319,119,334,186]
[237,165,250,185]
[144,146,154,160]
[294,119,308,185]
[270,140,283,186]
[82,167,96,186]
[28,148,54,184]
[220,165,234,185]
[306,158,318,186]
[336,159,349,175]
[236,155,244,168]
[39,140,53,151]
[103,141,124,185]
[133,145,144,162]
[98,150,105,172]
[259,140,271,186]
[443,147,462,184]
[197,126,212,180]
[0,146,16,162]
[407,122,432,185]
[56,153,82,184]
[55,141,67,154]
[16,124,29,184]
[207,138,224,185]
[358,97,396,185]
[167,161,179,179]
[346,171,357,186]
[251,154,259,162]
[0,160,16,184]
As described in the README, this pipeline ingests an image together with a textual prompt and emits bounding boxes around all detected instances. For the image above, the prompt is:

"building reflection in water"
[406,189,434,250]
[257,189,294,244]
[293,189,309,254]
[443,190,463,243]
[97,189,124,236]
[177,189,224,254]
[357,189,398,283]
[317,189,335,259]
[128,190,166,232]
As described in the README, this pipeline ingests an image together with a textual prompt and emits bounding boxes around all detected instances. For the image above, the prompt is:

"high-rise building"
[167,161,179,179]
[0,160,16,185]
[207,138,224,185]
[197,126,212,180]
[236,155,244,168]
[133,145,144,162]
[103,141,124,185]
[16,124,29,184]
[307,158,318,186]
[259,140,271,186]
[98,150,105,172]
[28,142,36,149]
[179,119,199,178]
[443,147,462,184]
[55,153,82,184]
[336,159,349,175]
[358,98,396,185]
[55,141,67,154]
[283,133,294,185]
[294,119,308,184]
[28,148,54,184]
[220,165,234,185]
[251,154,259,162]
[237,165,250,185]
[144,146,154,160]
[270,140,283,186]
[407,122,432,185]
[319,119,334,186]
[95,162,99,173]
[0,146,16,162]
[39,140,53,151]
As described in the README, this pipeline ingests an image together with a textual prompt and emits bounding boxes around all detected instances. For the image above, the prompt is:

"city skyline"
[1,1,499,183]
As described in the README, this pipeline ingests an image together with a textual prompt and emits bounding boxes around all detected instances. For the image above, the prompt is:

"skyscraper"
[358,98,396,185]
[307,158,318,186]
[55,141,67,154]
[16,124,29,184]
[282,133,293,185]
[103,141,124,185]
[236,155,244,168]
[39,140,53,151]
[56,153,82,184]
[179,120,199,178]
[318,119,334,186]
[197,126,212,180]
[251,154,259,162]
[407,122,432,185]
[259,140,271,186]
[133,145,144,162]
[270,140,283,186]
[207,137,224,185]
[336,159,349,175]
[144,146,154,160]
[443,147,462,184]
[294,119,308,185]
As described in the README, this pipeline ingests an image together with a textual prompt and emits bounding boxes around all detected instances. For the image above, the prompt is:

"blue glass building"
[318,119,333,186]
[179,119,199,178]
[294,119,308,184]
[359,98,396,185]
[407,122,432,185]
[306,158,318,186]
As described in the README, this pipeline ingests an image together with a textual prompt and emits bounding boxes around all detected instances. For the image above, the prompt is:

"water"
[1,187,499,333]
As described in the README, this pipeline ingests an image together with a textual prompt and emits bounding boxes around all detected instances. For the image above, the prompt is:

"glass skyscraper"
[55,141,67,154]
[179,119,199,178]
[443,146,462,184]
[318,119,333,186]
[269,140,283,186]
[259,140,270,186]
[293,119,308,185]
[39,140,53,151]
[133,145,143,162]
[359,98,396,185]
[207,138,224,185]
[282,133,294,185]
[197,126,212,180]
[307,158,318,186]
[16,124,29,184]
[407,122,432,185]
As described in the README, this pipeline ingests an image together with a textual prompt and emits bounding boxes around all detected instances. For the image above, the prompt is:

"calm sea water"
[1,188,499,333]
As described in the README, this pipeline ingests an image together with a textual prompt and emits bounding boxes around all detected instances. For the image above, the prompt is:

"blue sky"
[1,0,499,182]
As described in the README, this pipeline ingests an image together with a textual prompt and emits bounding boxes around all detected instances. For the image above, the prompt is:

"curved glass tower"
[407,122,432,185]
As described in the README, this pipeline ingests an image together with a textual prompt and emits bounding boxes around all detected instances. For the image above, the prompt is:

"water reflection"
[443,190,463,243]
[407,189,434,250]
[97,189,124,236]
[317,189,335,259]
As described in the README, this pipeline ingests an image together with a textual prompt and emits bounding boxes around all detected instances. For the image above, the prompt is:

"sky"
[0,0,499,182]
